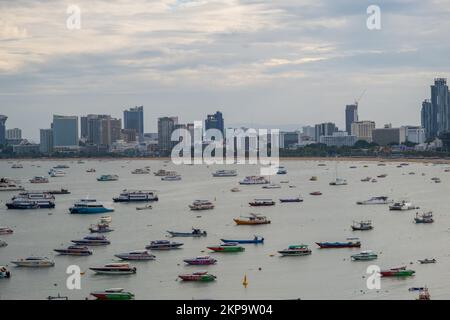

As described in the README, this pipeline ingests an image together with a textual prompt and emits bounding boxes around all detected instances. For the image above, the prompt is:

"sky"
[1,0,450,141]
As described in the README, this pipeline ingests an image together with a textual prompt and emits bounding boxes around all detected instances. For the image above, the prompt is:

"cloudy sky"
[1,0,450,140]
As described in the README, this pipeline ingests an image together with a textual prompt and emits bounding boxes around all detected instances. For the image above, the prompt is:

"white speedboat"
[357,196,393,205]
[262,183,281,189]
[49,169,66,177]
[11,257,55,267]
[389,200,417,211]
[212,170,238,177]
[90,263,137,275]
[239,176,269,185]
[114,250,155,261]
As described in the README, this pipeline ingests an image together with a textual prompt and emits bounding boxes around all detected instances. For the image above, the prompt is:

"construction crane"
[355,89,366,106]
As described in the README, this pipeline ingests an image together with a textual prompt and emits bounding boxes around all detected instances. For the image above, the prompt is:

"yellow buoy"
[242,274,248,288]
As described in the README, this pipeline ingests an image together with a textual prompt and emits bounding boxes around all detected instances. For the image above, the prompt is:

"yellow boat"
[233,213,271,225]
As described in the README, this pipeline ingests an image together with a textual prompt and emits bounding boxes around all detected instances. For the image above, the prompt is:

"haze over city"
[1,0,450,140]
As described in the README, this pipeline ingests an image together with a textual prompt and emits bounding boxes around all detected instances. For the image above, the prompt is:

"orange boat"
[233,213,271,225]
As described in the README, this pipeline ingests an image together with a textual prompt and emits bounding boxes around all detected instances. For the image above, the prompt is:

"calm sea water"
[1,159,450,300]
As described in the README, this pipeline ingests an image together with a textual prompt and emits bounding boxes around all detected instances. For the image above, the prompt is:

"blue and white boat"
[276,166,287,174]
[69,199,114,214]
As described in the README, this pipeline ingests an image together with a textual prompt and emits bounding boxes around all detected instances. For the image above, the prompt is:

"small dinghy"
[418,258,436,264]
[136,204,152,211]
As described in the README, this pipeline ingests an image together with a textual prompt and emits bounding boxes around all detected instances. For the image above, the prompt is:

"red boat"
[380,266,415,277]
[178,271,216,282]
[310,191,322,196]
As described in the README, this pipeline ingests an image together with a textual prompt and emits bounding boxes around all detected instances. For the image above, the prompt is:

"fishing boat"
[360,177,371,182]
[234,214,271,225]
[189,200,215,211]
[418,258,436,264]
[86,168,96,173]
[161,175,182,181]
[69,199,114,214]
[0,240,7,248]
[179,271,216,282]
[309,176,318,181]
[11,257,55,267]
[54,246,93,256]
[131,168,150,174]
[0,266,11,278]
[389,200,417,211]
[316,238,361,248]
[276,166,287,174]
[414,212,434,223]
[49,169,66,177]
[310,191,322,196]
[351,220,373,231]
[146,240,184,250]
[262,183,281,189]
[29,176,49,183]
[351,250,378,261]
[380,266,415,277]
[318,163,326,167]
[239,176,269,185]
[221,236,264,244]
[357,196,393,205]
[89,223,114,233]
[136,204,152,210]
[207,243,245,253]
[279,196,303,203]
[11,163,23,169]
[90,263,137,275]
[100,216,112,224]
[0,178,24,191]
[377,174,388,178]
[115,250,155,261]
[90,288,135,300]
[230,187,241,192]
[71,235,110,246]
[183,256,217,265]
[167,228,207,237]
[278,244,312,256]
[249,199,275,206]
[212,170,237,177]
[113,190,158,202]
[53,164,69,169]
[153,169,177,176]
[0,227,13,235]
[417,287,430,300]
[97,174,119,181]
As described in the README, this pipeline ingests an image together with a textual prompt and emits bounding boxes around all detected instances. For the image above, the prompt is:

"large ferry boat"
[69,199,114,214]
[113,190,158,202]
[7,192,55,209]
[0,178,24,191]
[239,176,269,185]
[212,170,238,177]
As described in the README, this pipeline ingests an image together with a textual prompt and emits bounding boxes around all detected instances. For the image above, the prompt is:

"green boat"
[207,243,245,252]
[179,271,217,282]
[90,288,134,300]
[351,250,378,261]
[381,267,415,277]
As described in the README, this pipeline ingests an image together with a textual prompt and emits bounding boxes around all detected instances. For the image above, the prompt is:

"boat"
[146,240,184,250]
[153,169,177,176]
[136,204,153,210]
[309,176,318,181]
[278,244,312,256]
[11,257,55,267]
[167,228,207,237]
[351,220,373,231]
[29,176,49,183]
[371,178,378,183]
[414,212,434,223]
[316,238,361,248]
[113,189,158,202]
[360,177,371,182]
[90,288,135,300]
[276,166,287,174]
[417,287,430,300]
[380,266,415,277]
[49,169,66,177]
[0,178,24,191]
[131,168,150,174]
[90,263,137,275]
[6,192,55,209]
[86,168,96,173]
[221,236,264,244]
[389,200,417,211]
[351,250,378,261]
[377,174,388,178]
[249,199,275,206]
[0,266,11,278]
[46,294,68,300]
[329,178,347,186]
[310,191,322,196]
[97,174,119,181]
[53,164,69,169]
[71,235,110,246]
[234,214,271,225]
[115,250,155,261]
[279,196,303,203]
[207,243,245,252]
[262,184,281,189]
[189,200,215,211]
[318,163,326,167]
[89,223,114,233]
[178,271,216,282]
[54,246,93,256]
[212,170,237,177]
[0,227,13,235]
[239,176,269,185]
[161,175,182,181]
[230,187,241,192]
[0,240,7,248]
[357,196,393,205]
[11,163,23,169]
[100,216,112,224]
[45,188,70,194]
[418,258,436,264]
[183,256,217,265]
[69,199,114,214]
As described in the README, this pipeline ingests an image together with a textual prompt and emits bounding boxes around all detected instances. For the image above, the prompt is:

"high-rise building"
[431,78,449,136]
[52,115,79,149]
[319,131,358,147]
[80,116,88,139]
[6,128,22,140]
[315,122,337,141]
[124,106,144,140]
[0,115,7,146]
[421,100,433,140]
[205,111,224,137]
[84,114,121,147]
[351,121,376,142]
[345,104,359,134]
[280,131,300,148]
[372,127,407,146]
[405,126,426,144]
[302,126,315,139]
[40,128,54,154]
[158,116,178,156]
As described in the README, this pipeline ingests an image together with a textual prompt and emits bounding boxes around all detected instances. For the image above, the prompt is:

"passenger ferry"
[351,250,378,261]
[90,288,134,300]
[212,170,238,177]
[7,192,55,209]
[113,190,158,202]
[351,220,373,231]
[357,196,393,205]
[183,256,217,265]
[71,235,111,246]
[54,246,93,256]
[69,199,114,214]
[239,176,269,185]
[278,244,312,256]
[97,174,119,181]
[0,178,24,191]
[189,200,215,211]
[90,263,136,275]
[115,250,155,261]
[179,272,216,282]
[11,257,55,267]
[29,176,49,183]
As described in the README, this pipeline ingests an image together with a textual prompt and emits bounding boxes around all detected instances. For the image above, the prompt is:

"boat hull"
[316,242,361,248]
[221,239,264,244]
[91,292,134,300]
[233,219,270,225]
[207,246,245,253]
[69,207,114,214]
[90,268,136,275]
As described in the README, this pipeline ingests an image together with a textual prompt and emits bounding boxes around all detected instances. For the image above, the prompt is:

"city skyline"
[2,0,450,139]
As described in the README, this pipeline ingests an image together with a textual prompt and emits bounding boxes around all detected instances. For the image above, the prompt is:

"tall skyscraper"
[52,115,79,149]
[431,78,449,136]
[345,104,358,134]
[124,106,144,140]
[40,128,54,154]
[80,116,88,139]
[0,115,7,146]
[421,99,433,140]
[84,114,121,147]
[158,116,178,156]
[205,111,224,137]
[315,122,337,141]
